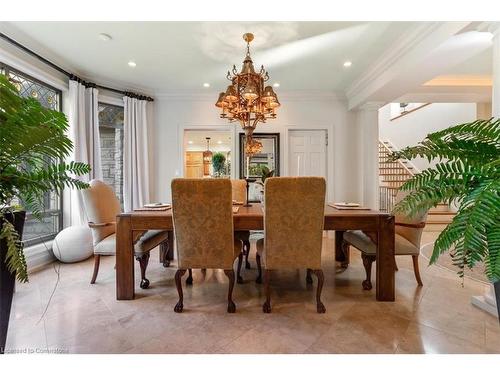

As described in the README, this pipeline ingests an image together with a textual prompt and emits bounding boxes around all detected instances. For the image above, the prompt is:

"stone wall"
[99,127,124,207]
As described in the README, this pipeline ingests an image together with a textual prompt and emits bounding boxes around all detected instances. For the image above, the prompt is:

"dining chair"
[342,190,428,290]
[81,179,170,288]
[255,177,327,313]
[171,178,243,313]
[231,179,252,274]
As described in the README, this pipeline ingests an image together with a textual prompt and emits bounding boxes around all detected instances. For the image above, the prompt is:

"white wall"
[379,102,477,171]
[152,92,362,204]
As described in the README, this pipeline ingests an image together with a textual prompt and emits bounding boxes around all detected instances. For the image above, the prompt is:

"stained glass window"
[1,62,63,247]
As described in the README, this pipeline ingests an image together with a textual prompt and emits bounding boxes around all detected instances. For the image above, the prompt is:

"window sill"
[25,240,55,273]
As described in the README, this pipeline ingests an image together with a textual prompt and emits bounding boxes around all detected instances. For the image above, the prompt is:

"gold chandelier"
[215,33,280,139]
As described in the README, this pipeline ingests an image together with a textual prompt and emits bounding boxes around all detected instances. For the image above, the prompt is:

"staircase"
[378,140,455,230]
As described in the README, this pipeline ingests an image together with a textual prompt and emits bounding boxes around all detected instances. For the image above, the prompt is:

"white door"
[288,130,327,178]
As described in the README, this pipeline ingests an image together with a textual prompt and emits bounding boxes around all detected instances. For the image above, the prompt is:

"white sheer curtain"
[123,96,150,211]
[68,80,102,225]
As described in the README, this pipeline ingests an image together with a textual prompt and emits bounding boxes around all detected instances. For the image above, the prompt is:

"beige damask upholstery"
[171,178,240,270]
[256,177,327,313]
[81,179,169,287]
[171,178,241,313]
[257,177,326,270]
[343,190,428,289]
[231,179,247,205]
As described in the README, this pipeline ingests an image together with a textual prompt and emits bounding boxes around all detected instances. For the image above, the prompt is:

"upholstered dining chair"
[81,179,169,288]
[231,179,252,274]
[342,190,428,290]
[255,177,327,313]
[171,178,243,313]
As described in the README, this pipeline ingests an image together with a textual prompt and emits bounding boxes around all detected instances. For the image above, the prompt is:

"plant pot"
[0,210,26,354]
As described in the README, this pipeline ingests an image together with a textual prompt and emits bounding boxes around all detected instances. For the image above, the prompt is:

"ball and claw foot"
[163,260,170,268]
[186,275,193,285]
[227,301,236,313]
[237,275,244,284]
[255,275,262,284]
[306,274,313,284]
[262,301,271,313]
[362,280,372,290]
[174,301,183,313]
[140,278,150,289]
[317,302,326,314]
[340,262,349,269]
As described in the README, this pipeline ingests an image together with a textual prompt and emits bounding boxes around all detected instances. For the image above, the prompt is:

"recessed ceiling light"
[343,61,352,67]
[273,82,280,88]
[203,83,210,88]
[217,140,222,144]
[98,33,112,42]
[128,61,137,68]
[188,140,193,145]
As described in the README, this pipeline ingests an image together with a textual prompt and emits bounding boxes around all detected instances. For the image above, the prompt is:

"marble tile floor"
[5,232,500,354]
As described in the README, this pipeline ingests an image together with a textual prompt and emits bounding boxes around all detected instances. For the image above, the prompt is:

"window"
[1,63,63,247]
[98,103,124,207]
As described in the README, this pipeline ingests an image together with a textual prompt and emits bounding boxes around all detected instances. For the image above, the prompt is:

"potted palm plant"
[389,118,500,320]
[0,74,90,352]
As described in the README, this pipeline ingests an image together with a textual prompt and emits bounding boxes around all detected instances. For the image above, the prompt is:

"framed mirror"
[239,133,280,202]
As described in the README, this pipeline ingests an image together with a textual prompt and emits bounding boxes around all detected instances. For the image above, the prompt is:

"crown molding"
[154,90,346,102]
[345,22,471,110]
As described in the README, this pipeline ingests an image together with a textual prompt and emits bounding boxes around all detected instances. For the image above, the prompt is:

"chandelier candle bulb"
[215,33,280,143]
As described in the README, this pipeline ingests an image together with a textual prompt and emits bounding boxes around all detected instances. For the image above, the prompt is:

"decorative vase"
[0,210,26,354]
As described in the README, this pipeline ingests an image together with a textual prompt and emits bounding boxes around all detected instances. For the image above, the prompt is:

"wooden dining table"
[115,204,395,302]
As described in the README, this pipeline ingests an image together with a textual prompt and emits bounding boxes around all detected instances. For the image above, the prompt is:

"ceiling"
[1,21,420,93]
[184,130,231,152]
[0,21,493,101]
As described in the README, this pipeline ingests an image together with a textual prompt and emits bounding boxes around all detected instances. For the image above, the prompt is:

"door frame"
[284,126,334,202]
[178,124,237,179]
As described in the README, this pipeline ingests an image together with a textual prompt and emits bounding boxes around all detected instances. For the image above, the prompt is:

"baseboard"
[25,240,55,273]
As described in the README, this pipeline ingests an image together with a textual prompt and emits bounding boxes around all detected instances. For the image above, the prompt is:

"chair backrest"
[231,179,247,205]
[81,179,121,245]
[171,178,235,269]
[263,177,326,270]
[393,190,428,248]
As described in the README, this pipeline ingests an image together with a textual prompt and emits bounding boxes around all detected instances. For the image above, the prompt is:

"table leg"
[335,231,349,266]
[116,215,135,300]
[376,215,395,301]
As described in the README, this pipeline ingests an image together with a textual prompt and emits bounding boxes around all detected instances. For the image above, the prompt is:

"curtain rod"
[0,32,154,102]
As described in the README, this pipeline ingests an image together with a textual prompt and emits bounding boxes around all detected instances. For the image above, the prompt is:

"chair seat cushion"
[94,230,169,256]
[343,230,419,256]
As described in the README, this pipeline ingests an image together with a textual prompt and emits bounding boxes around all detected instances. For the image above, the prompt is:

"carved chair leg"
[137,253,150,289]
[306,268,313,284]
[255,253,262,284]
[90,254,101,284]
[341,241,350,268]
[412,255,423,286]
[186,268,193,285]
[160,241,171,268]
[224,269,236,313]
[174,269,187,313]
[243,239,251,269]
[262,270,272,313]
[361,254,375,290]
[237,251,244,284]
[312,269,326,313]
